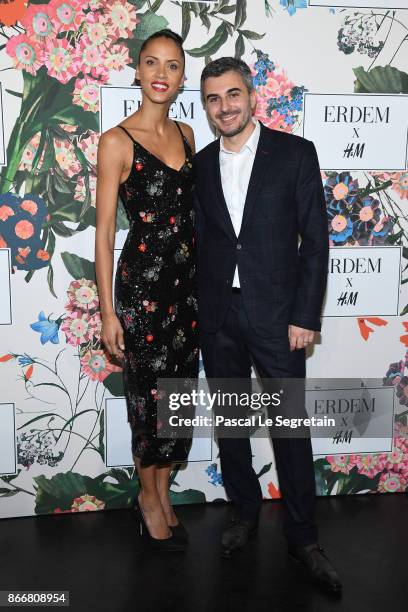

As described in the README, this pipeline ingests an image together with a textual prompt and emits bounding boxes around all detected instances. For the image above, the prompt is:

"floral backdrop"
[0,0,407,517]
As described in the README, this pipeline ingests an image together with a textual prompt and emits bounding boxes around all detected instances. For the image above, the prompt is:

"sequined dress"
[114,123,199,465]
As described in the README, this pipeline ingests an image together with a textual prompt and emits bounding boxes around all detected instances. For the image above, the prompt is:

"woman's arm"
[95,129,126,359]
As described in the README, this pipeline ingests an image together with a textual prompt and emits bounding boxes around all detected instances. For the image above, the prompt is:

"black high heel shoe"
[168,520,188,543]
[134,499,186,552]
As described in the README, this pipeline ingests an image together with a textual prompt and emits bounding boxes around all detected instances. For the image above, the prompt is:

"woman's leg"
[155,463,179,527]
[135,458,171,539]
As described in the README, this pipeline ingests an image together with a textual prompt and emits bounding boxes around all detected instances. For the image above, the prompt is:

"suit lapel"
[238,123,271,239]
[210,140,236,240]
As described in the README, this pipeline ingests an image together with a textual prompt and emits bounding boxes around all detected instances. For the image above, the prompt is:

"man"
[194,57,341,596]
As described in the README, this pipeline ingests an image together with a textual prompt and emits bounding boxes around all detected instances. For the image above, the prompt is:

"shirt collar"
[220,119,260,155]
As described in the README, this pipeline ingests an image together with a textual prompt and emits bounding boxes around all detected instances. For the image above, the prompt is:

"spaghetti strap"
[117,125,138,144]
[174,121,184,138]
[174,121,191,154]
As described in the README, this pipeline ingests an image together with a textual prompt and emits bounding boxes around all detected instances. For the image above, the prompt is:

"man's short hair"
[200,57,254,105]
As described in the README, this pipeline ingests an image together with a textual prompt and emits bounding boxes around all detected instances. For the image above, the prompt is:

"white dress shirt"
[219,119,261,288]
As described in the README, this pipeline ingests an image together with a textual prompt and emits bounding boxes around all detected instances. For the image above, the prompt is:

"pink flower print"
[353,454,384,479]
[105,44,131,71]
[19,134,44,171]
[82,11,111,46]
[377,470,407,493]
[326,454,355,475]
[73,77,100,113]
[21,4,55,42]
[176,188,182,195]
[394,421,408,439]
[87,0,104,10]
[61,311,95,346]
[54,138,81,177]
[255,98,292,132]
[371,171,408,201]
[49,0,85,32]
[105,0,139,39]
[382,437,408,475]
[78,132,99,166]
[45,37,76,84]
[74,40,109,81]
[258,67,293,99]
[254,67,297,134]
[66,278,99,311]
[74,174,97,205]
[6,34,44,76]
[81,349,122,381]
[391,171,408,201]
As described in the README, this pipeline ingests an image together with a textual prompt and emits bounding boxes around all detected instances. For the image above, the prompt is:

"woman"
[95,29,199,551]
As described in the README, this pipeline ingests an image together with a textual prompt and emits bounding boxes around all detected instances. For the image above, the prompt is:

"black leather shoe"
[221,518,258,559]
[289,543,342,596]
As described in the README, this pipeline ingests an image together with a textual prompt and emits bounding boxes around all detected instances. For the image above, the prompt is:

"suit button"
[236,244,242,250]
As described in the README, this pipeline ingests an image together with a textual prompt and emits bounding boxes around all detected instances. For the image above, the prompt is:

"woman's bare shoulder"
[177,121,194,139]
[98,126,130,149]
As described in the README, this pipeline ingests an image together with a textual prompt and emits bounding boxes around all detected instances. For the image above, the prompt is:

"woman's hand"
[101,312,125,360]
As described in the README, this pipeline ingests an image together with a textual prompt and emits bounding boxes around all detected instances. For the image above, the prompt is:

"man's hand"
[288,325,315,351]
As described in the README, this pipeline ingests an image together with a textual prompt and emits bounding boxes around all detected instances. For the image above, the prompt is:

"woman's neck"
[134,96,172,135]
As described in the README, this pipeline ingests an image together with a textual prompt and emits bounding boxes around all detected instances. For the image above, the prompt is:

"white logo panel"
[303,93,408,170]
[324,246,401,317]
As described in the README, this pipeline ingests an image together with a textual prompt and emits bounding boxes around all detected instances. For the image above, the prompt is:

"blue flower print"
[30,312,60,345]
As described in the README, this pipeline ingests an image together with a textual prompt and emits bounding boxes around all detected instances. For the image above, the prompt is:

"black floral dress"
[114,123,199,466]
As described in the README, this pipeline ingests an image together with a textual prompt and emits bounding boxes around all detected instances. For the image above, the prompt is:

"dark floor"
[1,494,408,612]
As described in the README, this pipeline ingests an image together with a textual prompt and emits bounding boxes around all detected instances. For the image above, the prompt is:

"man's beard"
[216,107,252,137]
